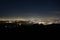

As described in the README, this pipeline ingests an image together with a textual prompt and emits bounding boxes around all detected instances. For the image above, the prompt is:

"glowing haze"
[0,17,60,25]
[0,0,60,25]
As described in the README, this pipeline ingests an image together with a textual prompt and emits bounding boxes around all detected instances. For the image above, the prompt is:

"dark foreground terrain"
[0,23,60,32]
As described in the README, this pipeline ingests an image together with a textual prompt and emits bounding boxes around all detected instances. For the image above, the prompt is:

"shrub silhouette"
[0,23,60,32]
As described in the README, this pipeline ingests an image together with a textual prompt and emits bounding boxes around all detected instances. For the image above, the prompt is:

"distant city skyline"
[0,17,60,25]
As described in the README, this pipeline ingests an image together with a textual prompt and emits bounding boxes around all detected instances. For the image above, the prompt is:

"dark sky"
[0,0,60,18]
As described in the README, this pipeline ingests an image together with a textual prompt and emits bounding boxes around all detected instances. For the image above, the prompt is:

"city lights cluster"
[0,18,60,25]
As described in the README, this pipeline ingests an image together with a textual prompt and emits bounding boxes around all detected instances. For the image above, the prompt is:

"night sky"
[0,0,60,18]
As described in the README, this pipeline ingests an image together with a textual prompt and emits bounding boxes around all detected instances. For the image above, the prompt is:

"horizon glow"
[0,17,60,25]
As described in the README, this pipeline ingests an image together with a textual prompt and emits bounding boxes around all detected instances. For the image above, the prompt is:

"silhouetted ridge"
[0,22,60,32]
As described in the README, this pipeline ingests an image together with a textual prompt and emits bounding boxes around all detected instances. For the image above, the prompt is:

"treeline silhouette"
[0,23,60,32]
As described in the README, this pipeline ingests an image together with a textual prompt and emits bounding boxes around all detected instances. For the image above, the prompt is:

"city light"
[0,17,60,25]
